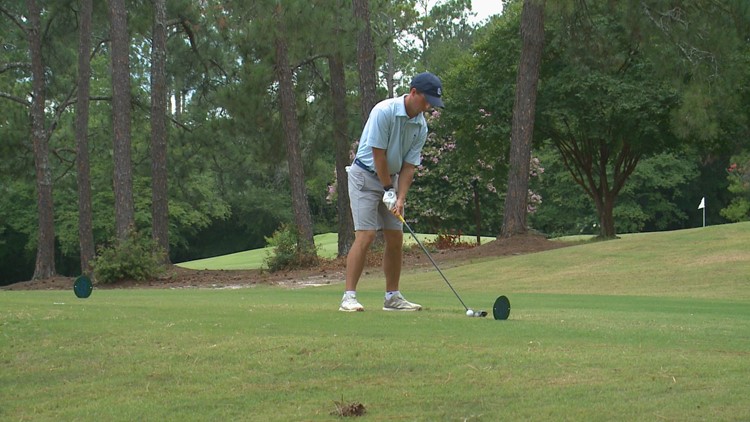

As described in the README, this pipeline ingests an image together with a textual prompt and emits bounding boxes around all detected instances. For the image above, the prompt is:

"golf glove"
[382,188,397,210]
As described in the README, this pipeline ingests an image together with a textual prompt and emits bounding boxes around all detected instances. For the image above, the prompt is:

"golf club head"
[476,310,488,317]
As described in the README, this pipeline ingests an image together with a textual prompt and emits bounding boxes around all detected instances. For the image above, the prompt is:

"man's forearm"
[371,147,393,189]
[397,164,416,201]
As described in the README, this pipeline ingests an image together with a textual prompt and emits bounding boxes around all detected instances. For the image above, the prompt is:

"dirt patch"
[2,233,569,291]
[331,400,367,417]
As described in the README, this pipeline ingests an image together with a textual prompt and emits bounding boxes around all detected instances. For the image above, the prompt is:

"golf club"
[396,213,487,318]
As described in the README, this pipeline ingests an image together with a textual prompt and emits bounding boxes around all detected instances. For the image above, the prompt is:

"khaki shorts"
[347,165,401,231]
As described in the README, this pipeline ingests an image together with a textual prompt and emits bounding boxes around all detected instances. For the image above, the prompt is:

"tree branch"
[92,38,109,59]
[292,54,329,72]
[0,62,31,74]
[641,1,719,75]
[133,97,193,132]
[176,16,210,75]
[0,91,30,107]
[48,87,78,138]
[59,95,111,109]
[0,6,27,33]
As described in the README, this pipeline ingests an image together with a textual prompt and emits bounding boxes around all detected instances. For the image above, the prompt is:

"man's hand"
[382,188,397,210]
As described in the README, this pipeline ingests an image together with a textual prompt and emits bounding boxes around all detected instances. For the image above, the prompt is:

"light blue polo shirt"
[355,95,428,175]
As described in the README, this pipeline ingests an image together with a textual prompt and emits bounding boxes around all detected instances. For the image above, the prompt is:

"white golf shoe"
[383,293,422,311]
[339,293,364,312]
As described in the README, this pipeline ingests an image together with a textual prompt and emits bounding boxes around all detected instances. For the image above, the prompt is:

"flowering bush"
[527,156,545,213]
[408,108,506,234]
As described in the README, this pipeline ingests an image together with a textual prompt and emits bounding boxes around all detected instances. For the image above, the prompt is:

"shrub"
[264,224,318,272]
[429,229,474,250]
[92,230,166,284]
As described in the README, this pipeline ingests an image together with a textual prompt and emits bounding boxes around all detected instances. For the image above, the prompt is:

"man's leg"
[382,229,421,311]
[345,230,376,291]
[382,229,403,292]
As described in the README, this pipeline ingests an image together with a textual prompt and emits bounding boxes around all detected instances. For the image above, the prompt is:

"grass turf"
[2,222,749,421]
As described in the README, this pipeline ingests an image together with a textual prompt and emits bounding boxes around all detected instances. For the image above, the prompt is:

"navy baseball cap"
[410,72,444,108]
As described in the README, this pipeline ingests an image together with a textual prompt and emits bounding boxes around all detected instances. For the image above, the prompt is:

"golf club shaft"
[397,213,469,311]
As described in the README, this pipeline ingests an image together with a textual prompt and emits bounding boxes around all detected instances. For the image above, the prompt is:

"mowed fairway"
[2,223,749,421]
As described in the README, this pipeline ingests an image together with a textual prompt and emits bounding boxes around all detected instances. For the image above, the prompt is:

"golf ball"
[466,309,474,317]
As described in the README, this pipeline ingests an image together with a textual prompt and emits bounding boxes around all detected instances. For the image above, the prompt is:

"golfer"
[340,72,444,312]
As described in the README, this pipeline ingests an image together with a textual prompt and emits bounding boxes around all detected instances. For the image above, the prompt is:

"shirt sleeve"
[362,107,392,151]
[404,125,428,167]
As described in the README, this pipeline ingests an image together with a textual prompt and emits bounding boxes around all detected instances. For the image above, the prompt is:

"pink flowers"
[326,168,338,203]
[530,157,545,177]
[527,190,543,213]
[527,156,544,214]
[476,159,494,170]
[326,184,336,203]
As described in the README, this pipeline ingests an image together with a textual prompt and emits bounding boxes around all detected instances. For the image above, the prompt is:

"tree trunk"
[26,0,56,280]
[593,145,635,239]
[555,138,640,240]
[109,0,135,240]
[273,5,315,252]
[75,0,95,275]
[353,0,378,120]
[597,194,617,239]
[501,0,545,238]
[472,180,482,245]
[150,0,170,263]
[385,17,395,98]
[174,88,182,119]
[329,53,355,257]
[353,0,384,247]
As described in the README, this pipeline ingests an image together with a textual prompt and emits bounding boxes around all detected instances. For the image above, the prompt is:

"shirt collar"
[396,95,424,124]
[395,95,408,117]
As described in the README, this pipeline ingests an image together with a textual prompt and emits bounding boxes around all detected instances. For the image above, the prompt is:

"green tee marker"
[73,275,93,298]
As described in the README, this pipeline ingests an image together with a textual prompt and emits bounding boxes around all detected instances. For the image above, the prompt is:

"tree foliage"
[1,0,748,285]
[721,152,750,222]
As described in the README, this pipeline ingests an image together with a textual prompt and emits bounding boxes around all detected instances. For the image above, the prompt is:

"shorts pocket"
[348,168,366,191]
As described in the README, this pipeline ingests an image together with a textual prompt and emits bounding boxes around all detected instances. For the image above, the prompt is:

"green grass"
[176,232,495,270]
[2,223,750,421]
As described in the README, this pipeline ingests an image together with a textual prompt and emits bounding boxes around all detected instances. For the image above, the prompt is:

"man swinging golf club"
[340,72,444,312]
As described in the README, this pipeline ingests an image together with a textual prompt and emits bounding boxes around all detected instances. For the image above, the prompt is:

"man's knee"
[383,230,403,247]
[354,230,377,247]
